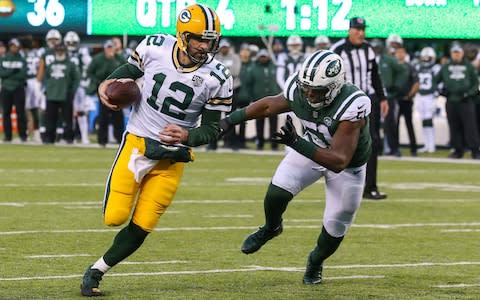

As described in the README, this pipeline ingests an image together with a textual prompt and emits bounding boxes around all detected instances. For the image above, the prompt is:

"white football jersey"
[126,34,233,142]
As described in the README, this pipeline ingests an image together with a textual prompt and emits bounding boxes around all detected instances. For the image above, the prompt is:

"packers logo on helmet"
[179,10,191,23]
[176,4,221,64]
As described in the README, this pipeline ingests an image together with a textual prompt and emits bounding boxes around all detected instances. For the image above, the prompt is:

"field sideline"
[0,144,479,299]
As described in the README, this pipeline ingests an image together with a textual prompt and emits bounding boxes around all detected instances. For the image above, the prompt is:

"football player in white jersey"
[23,37,42,142]
[220,50,372,284]
[64,31,93,144]
[80,4,232,297]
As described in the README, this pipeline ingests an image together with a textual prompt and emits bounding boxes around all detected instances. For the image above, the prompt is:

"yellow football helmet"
[176,4,221,64]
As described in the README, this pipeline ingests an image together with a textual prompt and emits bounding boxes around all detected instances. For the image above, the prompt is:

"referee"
[331,17,389,200]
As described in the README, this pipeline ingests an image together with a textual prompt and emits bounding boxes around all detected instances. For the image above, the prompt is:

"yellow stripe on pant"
[103,132,185,232]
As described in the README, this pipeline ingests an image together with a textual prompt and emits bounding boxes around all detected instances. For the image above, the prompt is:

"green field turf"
[0,144,479,299]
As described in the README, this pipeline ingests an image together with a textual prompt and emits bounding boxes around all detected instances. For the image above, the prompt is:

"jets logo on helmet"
[326,60,341,77]
[297,50,346,109]
[179,9,191,23]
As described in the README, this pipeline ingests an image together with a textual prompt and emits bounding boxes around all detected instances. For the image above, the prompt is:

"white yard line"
[2,222,480,236]
[26,254,92,258]
[434,283,480,288]
[441,229,480,232]
[2,260,479,282]
[120,260,189,265]
[2,197,479,207]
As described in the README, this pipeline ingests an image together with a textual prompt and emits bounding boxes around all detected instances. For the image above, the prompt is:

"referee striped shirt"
[331,38,386,100]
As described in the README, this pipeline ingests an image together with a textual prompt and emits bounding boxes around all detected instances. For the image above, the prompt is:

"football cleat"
[241,224,283,254]
[80,265,105,297]
[303,254,323,285]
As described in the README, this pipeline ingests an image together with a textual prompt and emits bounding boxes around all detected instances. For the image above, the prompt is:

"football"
[105,79,141,108]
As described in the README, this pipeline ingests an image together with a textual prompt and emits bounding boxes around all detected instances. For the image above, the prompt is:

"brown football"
[105,79,141,108]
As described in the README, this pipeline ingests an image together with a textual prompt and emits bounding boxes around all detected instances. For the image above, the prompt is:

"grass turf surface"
[0,144,479,299]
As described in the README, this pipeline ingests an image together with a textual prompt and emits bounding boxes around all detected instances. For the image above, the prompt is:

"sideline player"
[35,29,63,142]
[220,50,371,284]
[64,31,93,144]
[80,4,232,296]
[415,47,440,153]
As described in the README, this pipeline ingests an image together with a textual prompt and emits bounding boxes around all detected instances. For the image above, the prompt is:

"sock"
[77,115,89,143]
[426,127,435,151]
[30,108,39,129]
[422,127,429,149]
[102,221,149,268]
[264,183,293,230]
[309,226,344,266]
[92,256,111,274]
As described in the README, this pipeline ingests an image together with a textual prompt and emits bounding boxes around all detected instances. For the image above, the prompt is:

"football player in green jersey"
[220,50,372,284]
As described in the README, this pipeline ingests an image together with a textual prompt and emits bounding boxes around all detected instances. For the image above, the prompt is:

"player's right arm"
[219,93,291,136]
[97,37,149,110]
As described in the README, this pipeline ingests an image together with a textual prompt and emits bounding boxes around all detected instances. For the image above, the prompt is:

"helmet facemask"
[179,32,219,65]
[296,50,346,109]
[297,78,341,109]
[420,47,436,66]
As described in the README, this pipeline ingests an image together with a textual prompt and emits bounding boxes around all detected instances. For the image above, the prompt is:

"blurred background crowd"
[1,30,480,158]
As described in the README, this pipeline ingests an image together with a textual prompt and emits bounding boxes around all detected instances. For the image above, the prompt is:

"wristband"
[291,139,317,160]
[227,108,247,125]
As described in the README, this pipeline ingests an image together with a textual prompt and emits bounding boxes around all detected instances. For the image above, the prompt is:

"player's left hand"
[218,118,234,139]
[160,124,188,144]
[272,115,299,146]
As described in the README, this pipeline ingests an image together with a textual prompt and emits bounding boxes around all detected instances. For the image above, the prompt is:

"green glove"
[144,138,194,162]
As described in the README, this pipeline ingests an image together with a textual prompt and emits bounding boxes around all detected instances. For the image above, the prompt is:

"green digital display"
[90,0,480,39]
[1,0,479,39]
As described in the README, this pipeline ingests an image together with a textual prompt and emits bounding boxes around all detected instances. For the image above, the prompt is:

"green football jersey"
[284,73,372,168]
[416,63,440,96]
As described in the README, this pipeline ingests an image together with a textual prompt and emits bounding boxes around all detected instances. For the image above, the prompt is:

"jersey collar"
[172,42,202,73]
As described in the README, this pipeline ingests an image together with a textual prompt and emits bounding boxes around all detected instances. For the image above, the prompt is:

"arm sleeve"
[106,63,144,80]
[185,109,222,147]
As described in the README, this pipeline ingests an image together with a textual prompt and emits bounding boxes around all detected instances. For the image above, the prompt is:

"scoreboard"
[1,0,479,39]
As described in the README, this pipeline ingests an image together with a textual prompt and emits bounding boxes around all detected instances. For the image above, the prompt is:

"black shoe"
[448,151,463,159]
[303,253,323,285]
[363,190,387,200]
[80,265,105,297]
[241,224,283,254]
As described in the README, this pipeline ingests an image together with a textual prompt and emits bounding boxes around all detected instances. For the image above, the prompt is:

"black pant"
[365,95,382,193]
[446,101,480,154]
[97,102,124,145]
[45,99,74,143]
[397,99,417,154]
[1,87,27,141]
[255,115,278,150]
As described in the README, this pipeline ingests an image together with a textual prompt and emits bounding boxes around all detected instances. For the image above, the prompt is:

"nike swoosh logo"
[353,170,361,175]
[357,104,365,110]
